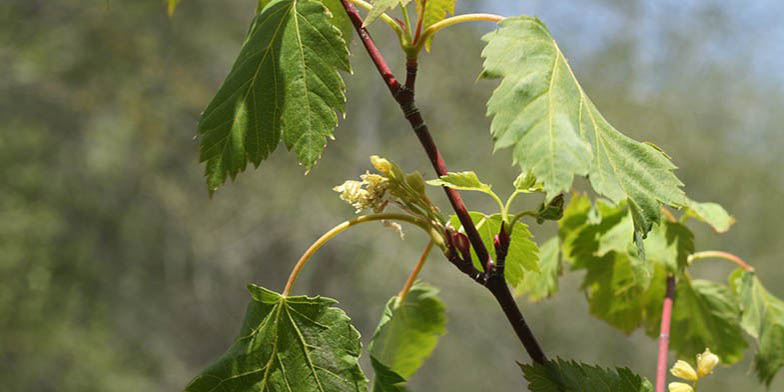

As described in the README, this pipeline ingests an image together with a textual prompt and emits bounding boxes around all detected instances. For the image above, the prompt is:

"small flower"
[668,382,694,392]
[670,360,698,381]
[697,348,719,377]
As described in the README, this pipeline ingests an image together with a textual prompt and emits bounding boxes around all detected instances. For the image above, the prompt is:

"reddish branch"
[339,0,546,365]
[655,274,677,392]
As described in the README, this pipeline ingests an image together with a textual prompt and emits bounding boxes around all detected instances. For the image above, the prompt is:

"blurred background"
[2,0,782,390]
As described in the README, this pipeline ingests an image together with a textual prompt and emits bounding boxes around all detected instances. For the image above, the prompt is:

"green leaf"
[684,199,735,233]
[369,357,408,392]
[577,252,653,334]
[515,237,561,302]
[670,277,747,364]
[184,284,368,392]
[259,0,353,41]
[732,270,784,386]
[426,171,492,193]
[481,16,686,242]
[513,171,542,192]
[198,0,351,193]
[644,221,694,272]
[558,193,593,263]
[369,284,445,391]
[449,212,540,286]
[365,0,411,26]
[520,358,654,392]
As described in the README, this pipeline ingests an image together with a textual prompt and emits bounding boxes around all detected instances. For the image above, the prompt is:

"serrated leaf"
[426,171,492,193]
[364,0,412,26]
[684,199,735,233]
[198,0,351,193]
[670,277,747,364]
[449,212,540,286]
[481,16,686,243]
[259,0,354,41]
[515,237,561,302]
[732,270,784,386]
[184,284,367,392]
[520,358,654,392]
[369,284,445,391]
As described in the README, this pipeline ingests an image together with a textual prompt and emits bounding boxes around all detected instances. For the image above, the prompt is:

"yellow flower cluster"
[333,172,389,213]
[669,348,720,392]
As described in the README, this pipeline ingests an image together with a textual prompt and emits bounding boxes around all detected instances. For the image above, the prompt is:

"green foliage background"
[1,0,782,391]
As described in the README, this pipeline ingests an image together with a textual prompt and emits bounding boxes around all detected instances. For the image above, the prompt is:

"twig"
[338,0,547,364]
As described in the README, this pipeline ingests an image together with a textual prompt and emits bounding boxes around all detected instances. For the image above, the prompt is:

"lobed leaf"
[426,171,492,193]
[731,270,784,386]
[670,277,747,364]
[198,0,351,194]
[369,284,445,391]
[481,16,686,243]
[449,212,540,286]
[184,284,367,392]
[520,358,654,392]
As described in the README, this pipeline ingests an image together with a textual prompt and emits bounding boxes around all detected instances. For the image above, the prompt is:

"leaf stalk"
[282,213,433,296]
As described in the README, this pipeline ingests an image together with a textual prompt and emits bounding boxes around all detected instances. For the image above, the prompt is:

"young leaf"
[449,212,540,286]
[184,284,367,392]
[670,277,747,364]
[365,0,412,26]
[426,171,492,193]
[417,0,455,29]
[515,236,562,302]
[684,199,735,233]
[416,0,456,50]
[732,270,784,386]
[520,358,654,392]
[369,284,445,391]
[198,0,351,193]
[481,16,686,242]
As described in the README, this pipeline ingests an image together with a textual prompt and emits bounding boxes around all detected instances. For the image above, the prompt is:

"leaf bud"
[536,194,565,223]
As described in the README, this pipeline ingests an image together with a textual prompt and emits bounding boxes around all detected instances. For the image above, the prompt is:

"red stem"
[656,274,676,392]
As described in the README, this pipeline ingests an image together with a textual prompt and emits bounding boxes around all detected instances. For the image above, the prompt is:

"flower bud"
[370,155,392,176]
[670,360,698,381]
[696,348,719,377]
[668,382,694,392]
